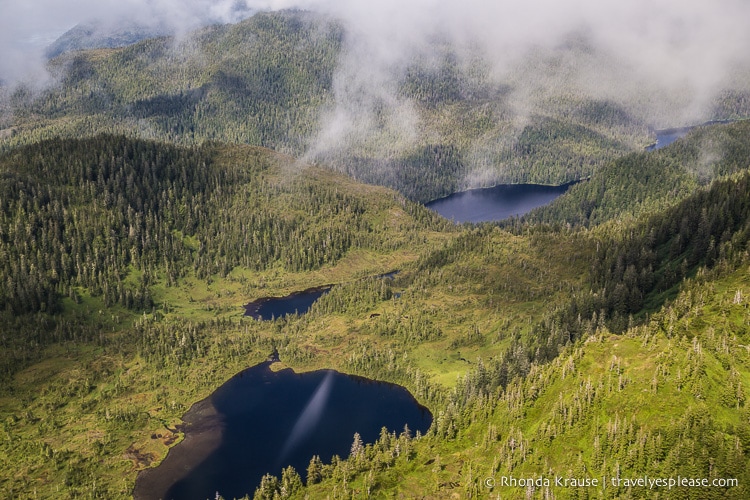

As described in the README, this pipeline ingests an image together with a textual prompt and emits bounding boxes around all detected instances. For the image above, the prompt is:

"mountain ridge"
[2,8,750,499]
[1,128,749,497]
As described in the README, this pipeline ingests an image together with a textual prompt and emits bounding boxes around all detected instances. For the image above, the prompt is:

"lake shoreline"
[424,179,582,223]
[244,271,399,320]
[646,119,738,151]
[425,178,582,206]
[244,285,333,320]
[134,359,432,500]
[133,394,226,500]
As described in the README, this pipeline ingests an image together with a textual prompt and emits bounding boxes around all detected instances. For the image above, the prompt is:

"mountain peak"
[45,19,172,59]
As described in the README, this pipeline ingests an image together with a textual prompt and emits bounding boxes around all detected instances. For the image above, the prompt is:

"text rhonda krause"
[494,475,739,489]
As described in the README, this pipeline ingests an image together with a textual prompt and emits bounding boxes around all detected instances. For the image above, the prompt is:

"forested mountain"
[1,127,749,498]
[7,9,741,202]
[525,120,750,227]
[4,11,343,155]
[45,20,172,59]
[2,8,750,500]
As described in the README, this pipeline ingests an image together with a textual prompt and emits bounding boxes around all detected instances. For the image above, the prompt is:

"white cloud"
[2,0,749,127]
[0,0,257,85]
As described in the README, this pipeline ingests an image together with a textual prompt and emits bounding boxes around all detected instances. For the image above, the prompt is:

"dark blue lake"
[245,273,398,320]
[134,362,431,500]
[425,182,575,223]
[245,286,331,320]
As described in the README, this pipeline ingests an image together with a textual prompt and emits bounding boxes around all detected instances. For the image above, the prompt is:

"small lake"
[425,182,575,223]
[134,361,431,500]
[645,127,691,151]
[245,286,332,320]
[245,272,398,320]
[646,120,734,151]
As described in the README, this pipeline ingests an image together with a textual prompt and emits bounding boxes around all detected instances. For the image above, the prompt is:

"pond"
[244,286,332,320]
[244,272,399,320]
[134,361,432,500]
[425,182,576,223]
[645,127,692,151]
[646,120,734,151]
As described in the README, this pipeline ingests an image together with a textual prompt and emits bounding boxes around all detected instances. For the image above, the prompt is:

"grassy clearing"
[0,212,584,498]
[2,133,750,498]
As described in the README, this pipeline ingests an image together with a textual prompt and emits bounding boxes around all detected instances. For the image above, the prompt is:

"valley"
[1,7,750,500]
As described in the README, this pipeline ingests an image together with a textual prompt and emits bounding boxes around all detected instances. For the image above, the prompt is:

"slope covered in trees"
[1,131,750,498]
[525,120,750,227]
[1,10,750,499]
[295,146,750,499]
[304,262,750,499]
[0,10,667,202]
[0,134,451,381]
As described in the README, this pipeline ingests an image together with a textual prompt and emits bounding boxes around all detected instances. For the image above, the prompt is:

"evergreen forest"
[1,8,750,500]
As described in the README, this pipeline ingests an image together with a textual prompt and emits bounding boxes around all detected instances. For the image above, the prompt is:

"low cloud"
[263,0,750,160]
[0,0,257,86]
[3,0,749,133]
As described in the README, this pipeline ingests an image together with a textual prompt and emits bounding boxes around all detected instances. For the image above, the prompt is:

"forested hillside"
[0,135,451,382]
[307,262,750,499]
[45,20,172,59]
[1,129,749,498]
[298,141,750,499]
[2,8,750,500]
[526,120,750,227]
[0,10,687,202]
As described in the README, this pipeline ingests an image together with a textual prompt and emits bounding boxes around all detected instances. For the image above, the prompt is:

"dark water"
[375,270,399,280]
[646,120,734,151]
[244,286,331,320]
[245,272,398,320]
[134,362,431,500]
[425,182,575,223]
[645,128,691,151]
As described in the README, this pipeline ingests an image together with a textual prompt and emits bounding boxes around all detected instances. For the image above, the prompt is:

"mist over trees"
[4,9,750,202]
[2,5,750,499]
